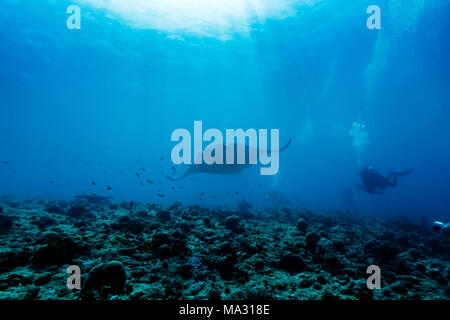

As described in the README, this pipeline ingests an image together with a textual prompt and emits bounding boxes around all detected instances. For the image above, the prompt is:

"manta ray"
[167,138,292,181]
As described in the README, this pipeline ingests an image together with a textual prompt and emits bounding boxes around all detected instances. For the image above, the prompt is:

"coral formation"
[0,197,448,300]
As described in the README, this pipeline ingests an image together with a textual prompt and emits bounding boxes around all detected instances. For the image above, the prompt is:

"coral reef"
[0,197,448,300]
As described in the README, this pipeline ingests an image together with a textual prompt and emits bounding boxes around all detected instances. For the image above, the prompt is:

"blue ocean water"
[0,0,449,220]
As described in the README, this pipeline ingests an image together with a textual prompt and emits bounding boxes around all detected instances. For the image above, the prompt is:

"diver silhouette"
[433,221,450,239]
[357,166,414,194]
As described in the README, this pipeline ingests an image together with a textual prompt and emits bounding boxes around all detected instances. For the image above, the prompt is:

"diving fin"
[393,168,414,176]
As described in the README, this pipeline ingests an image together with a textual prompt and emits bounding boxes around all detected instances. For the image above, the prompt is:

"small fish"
[140,182,144,186]
[129,201,134,208]
[91,181,96,186]
[91,193,97,196]
[178,186,183,189]
[106,186,112,190]
[200,192,205,195]
[157,194,165,198]
[171,186,175,190]
[171,166,176,171]
[141,168,146,172]
[136,173,140,177]
[146,179,153,184]
[235,192,239,194]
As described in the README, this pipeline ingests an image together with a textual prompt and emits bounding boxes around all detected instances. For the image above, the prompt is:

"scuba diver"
[357,166,414,194]
[433,221,450,239]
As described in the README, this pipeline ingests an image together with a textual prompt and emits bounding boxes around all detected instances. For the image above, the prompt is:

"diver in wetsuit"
[357,166,414,194]
[433,221,450,239]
